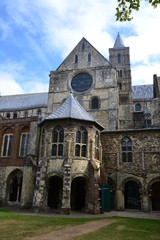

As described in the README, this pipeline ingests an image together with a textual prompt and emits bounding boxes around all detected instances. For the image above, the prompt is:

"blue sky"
[0,0,160,95]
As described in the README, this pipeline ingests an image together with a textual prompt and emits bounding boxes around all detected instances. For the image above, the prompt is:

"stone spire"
[113,32,125,49]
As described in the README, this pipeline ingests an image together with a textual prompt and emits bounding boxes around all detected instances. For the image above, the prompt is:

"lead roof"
[113,32,125,49]
[44,92,104,129]
[0,92,48,111]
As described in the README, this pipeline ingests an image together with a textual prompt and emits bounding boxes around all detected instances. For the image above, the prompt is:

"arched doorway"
[151,182,160,211]
[7,170,23,203]
[48,176,62,209]
[71,177,86,211]
[124,181,141,210]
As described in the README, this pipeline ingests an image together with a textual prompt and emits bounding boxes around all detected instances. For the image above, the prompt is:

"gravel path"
[25,219,115,240]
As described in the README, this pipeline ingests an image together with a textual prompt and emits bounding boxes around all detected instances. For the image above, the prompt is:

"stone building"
[0,33,160,213]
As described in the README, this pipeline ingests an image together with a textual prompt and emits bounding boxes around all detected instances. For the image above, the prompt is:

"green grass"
[75,217,160,240]
[0,210,94,240]
[0,210,160,240]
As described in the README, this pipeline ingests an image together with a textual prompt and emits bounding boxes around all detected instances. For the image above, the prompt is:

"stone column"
[116,188,124,210]
[61,163,71,214]
[142,193,149,212]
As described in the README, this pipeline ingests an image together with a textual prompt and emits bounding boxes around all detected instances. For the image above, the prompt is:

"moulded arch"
[121,177,142,192]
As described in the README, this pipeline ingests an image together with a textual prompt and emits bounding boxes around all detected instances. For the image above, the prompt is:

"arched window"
[135,103,141,112]
[121,137,132,162]
[2,134,13,157]
[95,131,99,160]
[25,111,28,117]
[13,112,17,119]
[88,53,91,62]
[118,70,122,77]
[19,132,29,157]
[75,55,78,64]
[75,127,87,157]
[91,97,99,109]
[37,109,41,117]
[6,113,10,118]
[52,127,64,157]
[117,54,121,64]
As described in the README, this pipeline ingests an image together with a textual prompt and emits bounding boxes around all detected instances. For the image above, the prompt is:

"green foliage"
[116,0,160,21]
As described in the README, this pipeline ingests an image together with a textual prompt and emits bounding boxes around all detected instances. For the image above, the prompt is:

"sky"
[0,0,160,96]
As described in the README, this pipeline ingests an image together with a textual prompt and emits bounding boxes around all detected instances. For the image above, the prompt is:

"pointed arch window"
[52,127,64,157]
[2,134,13,157]
[121,137,132,162]
[95,131,99,160]
[82,42,85,51]
[75,127,87,157]
[19,133,29,157]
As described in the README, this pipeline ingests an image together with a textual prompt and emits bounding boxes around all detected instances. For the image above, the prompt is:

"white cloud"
[0,71,24,96]
[1,0,160,95]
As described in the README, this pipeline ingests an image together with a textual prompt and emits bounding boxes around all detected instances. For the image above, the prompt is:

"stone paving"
[2,207,160,220]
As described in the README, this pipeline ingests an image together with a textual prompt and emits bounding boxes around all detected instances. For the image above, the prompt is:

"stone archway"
[151,181,160,211]
[47,176,63,209]
[124,181,141,210]
[7,169,23,204]
[71,177,86,211]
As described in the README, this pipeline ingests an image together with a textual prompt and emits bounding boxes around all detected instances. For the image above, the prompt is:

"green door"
[101,185,110,212]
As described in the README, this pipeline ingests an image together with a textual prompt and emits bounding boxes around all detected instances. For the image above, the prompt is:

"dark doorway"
[48,176,62,209]
[108,179,115,210]
[8,171,23,203]
[124,181,141,210]
[71,177,86,211]
[151,182,160,211]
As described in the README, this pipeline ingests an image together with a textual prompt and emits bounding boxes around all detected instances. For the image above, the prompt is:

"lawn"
[0,210,160,240]
[76,217,160,240]
[0,209,93,240]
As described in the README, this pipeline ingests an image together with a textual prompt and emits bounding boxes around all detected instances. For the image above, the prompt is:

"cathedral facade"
[0,33,160,214]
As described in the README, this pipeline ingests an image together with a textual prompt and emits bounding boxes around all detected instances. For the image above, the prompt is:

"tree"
[116,0,160,21]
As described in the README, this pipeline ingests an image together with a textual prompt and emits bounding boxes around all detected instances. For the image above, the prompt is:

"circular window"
[71,73,93,93]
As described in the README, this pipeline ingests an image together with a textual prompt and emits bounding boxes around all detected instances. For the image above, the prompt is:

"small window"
[91,97,99,109]
[75,55,78,64]
[2,134,13,157]
[135,103,141,112]
[118,54,121,64]
[25,111,28,117]
[119,82,122,91]
[82,43,85,51]
[6,113,10,118]
[88,53,91,62]
[52,127,64,157]
[13,113,17,119]
[75,127,87,157]
[19,133,29,157]
[118,70,122,77]
[121,137,132,162]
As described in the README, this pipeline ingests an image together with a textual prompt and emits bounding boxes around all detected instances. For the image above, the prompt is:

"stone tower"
[109,33,133,129]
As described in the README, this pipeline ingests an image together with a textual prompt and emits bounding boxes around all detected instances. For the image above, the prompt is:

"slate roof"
[132,85,153,100]
[113,33,125,49]
[0,93,48,111]
[44,92,104,129]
